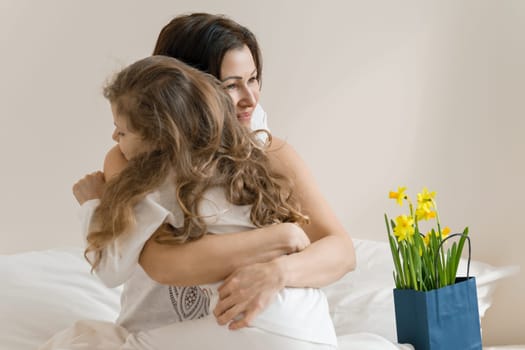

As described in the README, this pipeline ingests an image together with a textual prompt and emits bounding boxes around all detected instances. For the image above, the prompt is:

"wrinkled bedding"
[0,239,518,349]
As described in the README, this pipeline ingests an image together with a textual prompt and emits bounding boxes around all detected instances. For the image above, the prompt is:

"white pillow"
[322,239,519,342]
[0,240,517,350]
[0,248,121,350]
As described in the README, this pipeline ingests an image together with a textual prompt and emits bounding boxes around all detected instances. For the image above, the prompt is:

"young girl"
[42,55,337,349]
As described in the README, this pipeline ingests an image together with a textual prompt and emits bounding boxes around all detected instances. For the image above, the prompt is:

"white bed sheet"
[0,239,519,350]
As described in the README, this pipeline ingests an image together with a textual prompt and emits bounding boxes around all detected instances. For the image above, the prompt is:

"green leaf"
[402,243,412,289]
[450,251,456,282]
[454,228,469,276]
[445,244,453,285]
[406,242,419,290]
[388,234,404,287]
[384,214,392,236]
[386,214,407,287]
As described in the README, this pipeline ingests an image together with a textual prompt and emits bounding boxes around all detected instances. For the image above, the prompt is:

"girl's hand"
[213,259,286,330]
[285,223,311,253]
[72,171,106,205]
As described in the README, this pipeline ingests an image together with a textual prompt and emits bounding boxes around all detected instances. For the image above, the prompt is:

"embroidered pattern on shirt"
[168,286,211,321]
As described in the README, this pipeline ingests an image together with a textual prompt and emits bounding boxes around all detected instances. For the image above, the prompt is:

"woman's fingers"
[213,292,237,321]
[217,275,237,296]
[228,305,263,330]
[213,261,284,330]
[214,296,247,326]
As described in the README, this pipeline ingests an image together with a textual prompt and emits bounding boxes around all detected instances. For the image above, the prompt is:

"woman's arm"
[139,223,310,285]
[213,137,355,329]
[219,137,355,288]
[109,139,356,329]
[263,137,356,286]
[78,146,298,288]
[137,138,355,288]
[103,145,311,285]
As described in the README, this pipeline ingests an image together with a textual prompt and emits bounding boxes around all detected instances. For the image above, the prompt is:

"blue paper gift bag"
[393,276,482,350]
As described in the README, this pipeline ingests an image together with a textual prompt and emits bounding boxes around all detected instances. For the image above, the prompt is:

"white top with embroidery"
[80,183,336,346]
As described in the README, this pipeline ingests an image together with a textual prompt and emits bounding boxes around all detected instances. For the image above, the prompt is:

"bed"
[0,238,519,350]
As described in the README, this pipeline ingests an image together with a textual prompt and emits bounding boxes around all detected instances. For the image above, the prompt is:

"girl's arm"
[74,160,174,288]
[103,145,129,180]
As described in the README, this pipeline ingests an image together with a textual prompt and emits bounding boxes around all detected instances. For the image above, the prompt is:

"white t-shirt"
[80,179,336,346]
[251,104,269,132]
[251,104,270,143]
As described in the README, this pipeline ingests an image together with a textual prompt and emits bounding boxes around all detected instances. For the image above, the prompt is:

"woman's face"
[219,45,260,127]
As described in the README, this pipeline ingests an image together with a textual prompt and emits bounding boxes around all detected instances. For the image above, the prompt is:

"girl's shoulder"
[103,145,128,180]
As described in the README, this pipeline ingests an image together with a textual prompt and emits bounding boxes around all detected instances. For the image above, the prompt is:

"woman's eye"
[225,83,237,91]
[248,77,258,84]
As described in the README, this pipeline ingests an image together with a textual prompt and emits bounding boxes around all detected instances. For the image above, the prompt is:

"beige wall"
[1,0,523,345]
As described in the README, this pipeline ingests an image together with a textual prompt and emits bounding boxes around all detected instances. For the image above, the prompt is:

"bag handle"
[434,233,471,287]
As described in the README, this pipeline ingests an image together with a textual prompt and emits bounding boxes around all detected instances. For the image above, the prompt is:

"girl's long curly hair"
[85,56,308,269]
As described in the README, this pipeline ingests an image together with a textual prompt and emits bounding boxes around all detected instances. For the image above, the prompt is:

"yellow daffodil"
[415,202,436,221]
[393,215,415,242]
[389,186,407,206]
[441,226,451,239]
[417,187,436,206]
[423,227,450,244]
[385,186,470,291]
[423,232,431,246]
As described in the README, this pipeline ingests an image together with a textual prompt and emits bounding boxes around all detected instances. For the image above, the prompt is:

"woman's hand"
[72,171,105,205]
[212,224,310,330]
[213,258,287,330]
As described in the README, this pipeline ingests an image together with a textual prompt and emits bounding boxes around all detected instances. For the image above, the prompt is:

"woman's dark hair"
[153,13,262,83]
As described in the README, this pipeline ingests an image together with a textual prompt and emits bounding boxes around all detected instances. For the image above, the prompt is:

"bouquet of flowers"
[384,187,469,291]
[386,187,481,350]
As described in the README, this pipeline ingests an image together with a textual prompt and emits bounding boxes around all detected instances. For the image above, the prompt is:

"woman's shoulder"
[267,136,299,160]
[265,135,286,150]
[265,136,305,176]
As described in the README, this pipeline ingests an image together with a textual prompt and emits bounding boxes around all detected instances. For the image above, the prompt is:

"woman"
[44,55,336,349]
[94,13,355,330]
